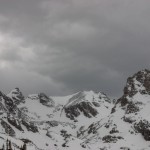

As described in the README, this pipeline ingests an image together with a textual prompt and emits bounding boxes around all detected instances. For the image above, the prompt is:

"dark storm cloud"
[0,0,150,97]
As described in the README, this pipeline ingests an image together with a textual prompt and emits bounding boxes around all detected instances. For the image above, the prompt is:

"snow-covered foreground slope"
[1,69,150,150]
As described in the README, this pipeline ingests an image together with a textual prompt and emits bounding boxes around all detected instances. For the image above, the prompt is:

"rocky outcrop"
[7,114,23,131]
[134,120,150,141]
[125,102,140,114]
[22,120,38,133]
[65,101,98,120]
[113,70,150,113]
[63,91,110,120]
[124,69,150,96]
[0,91,16,113]
[7,88,25,105]
[123,116,135,124]
[1,120,15,137]
[92,101,100,107]
[38,93,55,107]
[102,135,123,143]
[0,102,7,114]
[46,121,59,127]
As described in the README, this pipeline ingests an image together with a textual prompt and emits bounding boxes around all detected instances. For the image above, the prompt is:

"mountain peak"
[115,69,150,108]
[123,69,150,97]
[7,87,25,105]
[64,90,112,120]
[14,87,20,91]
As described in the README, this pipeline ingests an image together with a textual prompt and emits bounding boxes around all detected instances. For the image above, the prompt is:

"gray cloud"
[0,0,150,97]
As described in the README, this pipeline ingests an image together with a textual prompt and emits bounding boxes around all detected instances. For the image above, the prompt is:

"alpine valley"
[1,69,150,150]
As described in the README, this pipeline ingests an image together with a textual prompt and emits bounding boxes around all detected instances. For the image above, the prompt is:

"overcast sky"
[0,0,150,98]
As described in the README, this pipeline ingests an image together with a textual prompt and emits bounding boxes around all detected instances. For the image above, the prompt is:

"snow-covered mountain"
[78,69,150,150]
[0,69,150,150]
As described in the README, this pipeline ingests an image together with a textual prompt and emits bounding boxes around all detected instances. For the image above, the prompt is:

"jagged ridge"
[0,70,150,150]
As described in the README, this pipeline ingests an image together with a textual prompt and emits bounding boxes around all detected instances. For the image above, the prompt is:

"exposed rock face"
[113,69,150,113]
[123,116,135,124]
[1,120,15,137]
[120,147,130,150]
[125,70,150,96]
[119,69,150,103]
[64,91,111,120]
[7,88,25,105]
[0,102,6,114]
[0,91,16,113]
[46,121,59,127]
[125,102,140,114]
[39,93,55,107]
[134,120,150,141]
[0,90,39,135]
[22,120,38,133]
[65,101,98,120]
[7,114,23,131]
[102,135,123,143]
[92,101,100,107]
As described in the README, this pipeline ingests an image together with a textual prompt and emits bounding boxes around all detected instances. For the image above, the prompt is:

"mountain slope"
[80,69,150,150]
[0,89,112,150]
[0,69,150,150]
